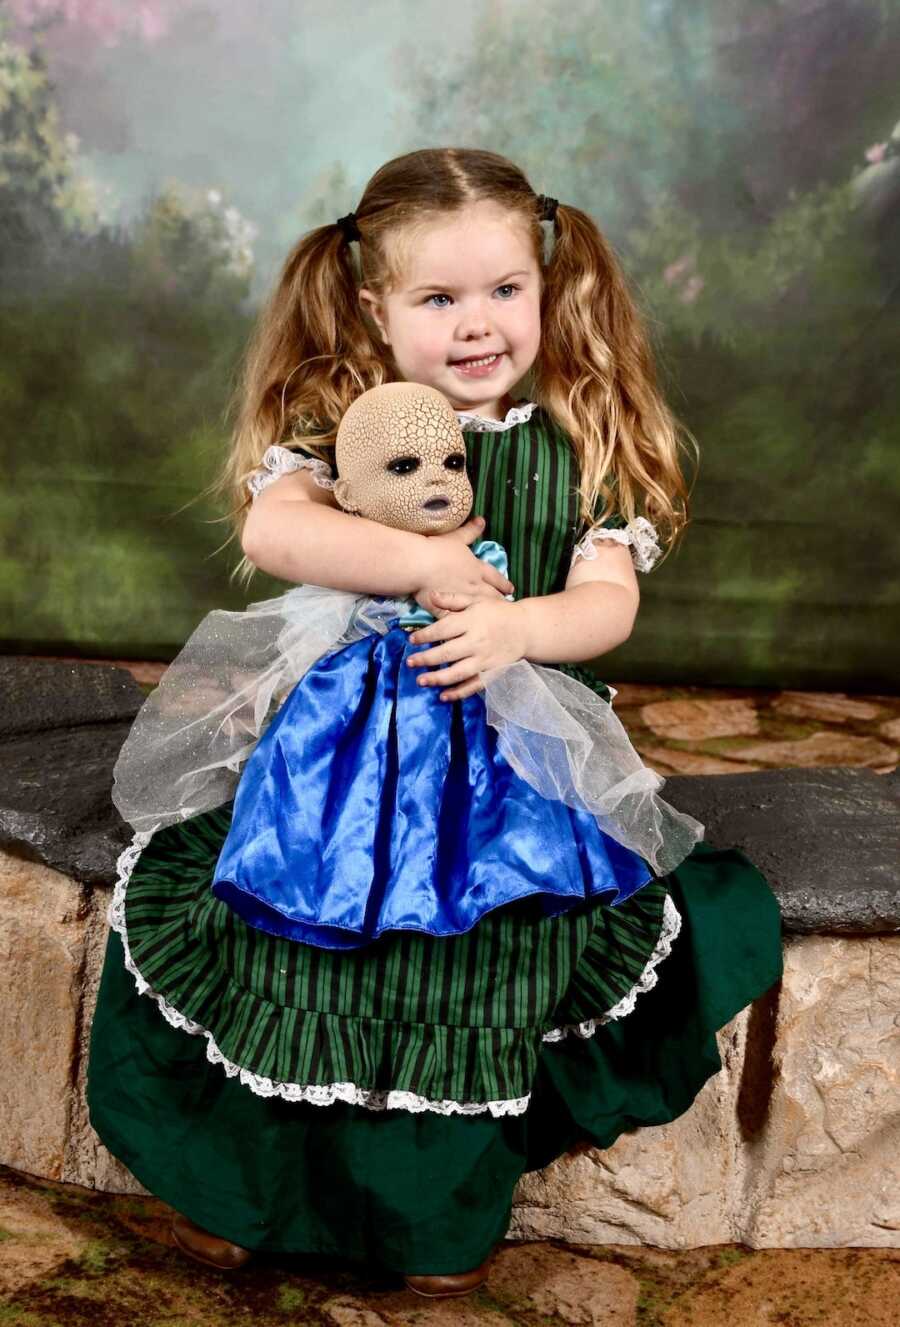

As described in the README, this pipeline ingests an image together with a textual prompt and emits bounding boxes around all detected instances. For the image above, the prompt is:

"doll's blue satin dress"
[211,541,653,948]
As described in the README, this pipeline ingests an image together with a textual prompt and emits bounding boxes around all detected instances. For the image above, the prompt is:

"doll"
[112,383,702,950]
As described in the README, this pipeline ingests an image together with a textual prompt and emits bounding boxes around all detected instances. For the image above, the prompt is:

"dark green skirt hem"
[87,842,783,1272]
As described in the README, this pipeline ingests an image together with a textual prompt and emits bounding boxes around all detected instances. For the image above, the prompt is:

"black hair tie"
[336,211,360,243]
[536,194,559,223]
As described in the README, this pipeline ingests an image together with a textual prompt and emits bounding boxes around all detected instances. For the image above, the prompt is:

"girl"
[87,147,784,1299]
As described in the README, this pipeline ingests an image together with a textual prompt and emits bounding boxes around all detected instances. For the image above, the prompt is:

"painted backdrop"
[1,0,898,688]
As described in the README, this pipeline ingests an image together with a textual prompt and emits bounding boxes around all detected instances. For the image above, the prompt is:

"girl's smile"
[450,351,506,378]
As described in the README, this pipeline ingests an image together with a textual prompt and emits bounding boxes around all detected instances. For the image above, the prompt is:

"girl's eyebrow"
[407,269,531,294]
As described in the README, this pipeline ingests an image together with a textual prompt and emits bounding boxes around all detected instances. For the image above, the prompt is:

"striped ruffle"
[111,807,680,1116]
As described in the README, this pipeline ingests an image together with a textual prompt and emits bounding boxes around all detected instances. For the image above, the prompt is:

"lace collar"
[454,401,538,433]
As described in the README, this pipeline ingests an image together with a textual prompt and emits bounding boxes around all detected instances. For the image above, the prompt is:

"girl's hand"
[406,595,528,701]
[413,517,514,617]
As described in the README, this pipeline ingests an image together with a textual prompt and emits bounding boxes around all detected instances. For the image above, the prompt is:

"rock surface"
[640,698,760,740]
[3,836,892,1252]
[663,767,900,933]
[2,661,899,1260]
[0,657,144,738]
[730,730,897,770]
[0,853,86,1182]
[0,724,134,886]
[0,659,140,886]
[511,931,900,1250]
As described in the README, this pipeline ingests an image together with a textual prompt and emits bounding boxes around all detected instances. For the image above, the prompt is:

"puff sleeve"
[570,511,662,574]
[246,444,336,500]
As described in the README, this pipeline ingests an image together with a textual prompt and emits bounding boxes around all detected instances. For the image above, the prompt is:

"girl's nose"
[455,304,492,336]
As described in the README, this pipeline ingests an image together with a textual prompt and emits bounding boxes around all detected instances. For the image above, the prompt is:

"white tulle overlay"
[108,826,683,1114]
[112,587,405,832]
[480,660,703,874]
[113,584,703,872]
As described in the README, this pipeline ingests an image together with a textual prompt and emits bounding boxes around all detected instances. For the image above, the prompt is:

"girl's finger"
[439,677,484,702]
[408,622,470,652]
[408,613,466,645]
[409,637,471,668]
[416,657,480,687]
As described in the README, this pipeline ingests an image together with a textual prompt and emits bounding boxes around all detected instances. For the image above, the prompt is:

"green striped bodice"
[289,404,615,699]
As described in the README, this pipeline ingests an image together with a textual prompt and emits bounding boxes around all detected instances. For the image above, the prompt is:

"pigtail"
[534,204,696,561]
[214,222,389,547]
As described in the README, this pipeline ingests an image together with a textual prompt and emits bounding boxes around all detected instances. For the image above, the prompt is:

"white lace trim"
[454,401,537,432]
[109,828,681,1108]
[247,445,336,500]
[541,893,682,1042]
[570,515,662,573]
[107,829,530,1117]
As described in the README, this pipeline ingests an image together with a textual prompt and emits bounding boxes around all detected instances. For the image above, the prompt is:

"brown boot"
[404,1247,495,1299]
[171,1212,253,1271]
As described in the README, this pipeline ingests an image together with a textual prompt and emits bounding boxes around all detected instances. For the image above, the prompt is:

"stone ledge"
[665,767,900,935]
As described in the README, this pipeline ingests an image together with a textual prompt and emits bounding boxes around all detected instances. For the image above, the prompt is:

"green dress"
[87,403,783,1275]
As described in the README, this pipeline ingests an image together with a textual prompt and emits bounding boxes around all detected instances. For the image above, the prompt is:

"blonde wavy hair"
[216,146,696,580]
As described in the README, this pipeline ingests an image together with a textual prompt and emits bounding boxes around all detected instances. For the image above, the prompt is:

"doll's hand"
[406,596,528,701]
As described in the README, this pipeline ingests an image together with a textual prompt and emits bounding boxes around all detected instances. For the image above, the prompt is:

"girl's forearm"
[513,582,638,664]
[242,501,431,596]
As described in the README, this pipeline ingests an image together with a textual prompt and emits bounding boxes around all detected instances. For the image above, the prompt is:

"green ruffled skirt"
[87,808,783,1275]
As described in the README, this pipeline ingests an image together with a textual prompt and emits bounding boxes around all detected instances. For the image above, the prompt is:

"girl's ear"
[333,477,360,513]
[358,287,390,345]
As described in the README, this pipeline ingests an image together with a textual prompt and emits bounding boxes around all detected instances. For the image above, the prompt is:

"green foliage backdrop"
[1,1,898,687]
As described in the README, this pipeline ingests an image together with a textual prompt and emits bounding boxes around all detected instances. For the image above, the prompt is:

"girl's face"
[359,201,542,421]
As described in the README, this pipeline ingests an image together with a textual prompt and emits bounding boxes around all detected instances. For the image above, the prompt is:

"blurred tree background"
[1,0,898,685]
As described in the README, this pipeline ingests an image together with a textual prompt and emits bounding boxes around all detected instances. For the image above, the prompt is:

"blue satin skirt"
[211,624,653,948]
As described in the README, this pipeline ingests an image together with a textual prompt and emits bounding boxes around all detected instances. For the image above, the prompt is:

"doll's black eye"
[387,456,420,475]
[444,453,466,471]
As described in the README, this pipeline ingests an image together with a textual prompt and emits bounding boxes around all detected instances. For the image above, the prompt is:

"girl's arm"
[514,541,639,663]
[406,542,639,700]
[241,470,514,600]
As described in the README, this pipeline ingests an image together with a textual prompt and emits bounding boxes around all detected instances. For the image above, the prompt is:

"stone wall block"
[0,851,87,1179]
[741,934,900,1247]
[510,1007,753,1249]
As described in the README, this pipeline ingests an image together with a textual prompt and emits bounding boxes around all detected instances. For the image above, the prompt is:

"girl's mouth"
[450,352,504,378]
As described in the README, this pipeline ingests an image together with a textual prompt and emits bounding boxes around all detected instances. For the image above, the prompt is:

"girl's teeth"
[457,354,498,367]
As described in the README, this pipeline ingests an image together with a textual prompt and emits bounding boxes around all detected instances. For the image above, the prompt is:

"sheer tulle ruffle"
[112,583,703,880]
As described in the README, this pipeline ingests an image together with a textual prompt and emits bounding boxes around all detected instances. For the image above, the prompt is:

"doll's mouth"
[422,496,450,511]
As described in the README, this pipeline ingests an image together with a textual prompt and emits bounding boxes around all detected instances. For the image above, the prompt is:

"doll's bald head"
[333,382,472,535]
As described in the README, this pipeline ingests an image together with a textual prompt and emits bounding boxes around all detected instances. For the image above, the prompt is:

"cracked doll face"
[332,382,473,535]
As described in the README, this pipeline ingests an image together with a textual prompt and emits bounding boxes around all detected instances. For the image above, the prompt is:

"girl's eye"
[444,453,466,471]
[424,284,520,307]
[388,456,420,475]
